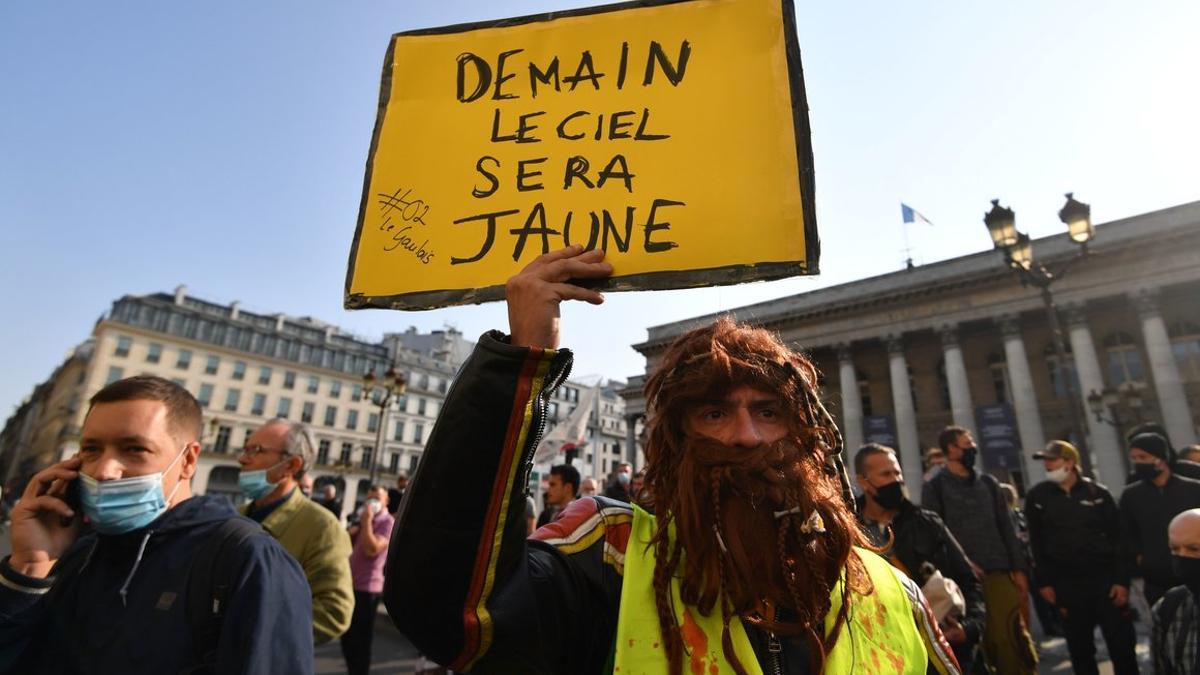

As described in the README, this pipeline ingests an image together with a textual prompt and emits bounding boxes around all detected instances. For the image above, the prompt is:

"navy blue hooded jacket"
[0,494,314,674]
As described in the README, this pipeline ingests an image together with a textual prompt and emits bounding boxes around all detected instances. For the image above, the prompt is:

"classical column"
[1065,305,1125,487]
[887,335,923,502]
[940,325,975,429]
[1133,290,1197,446]
[625,413,641,470]
[999,315,1045,484]
[836,344,863,485]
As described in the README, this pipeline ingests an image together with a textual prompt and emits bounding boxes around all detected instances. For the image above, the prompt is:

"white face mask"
[1046,467,1071,484]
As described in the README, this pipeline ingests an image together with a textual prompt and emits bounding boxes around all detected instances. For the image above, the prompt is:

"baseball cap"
[1032,440,1080,463]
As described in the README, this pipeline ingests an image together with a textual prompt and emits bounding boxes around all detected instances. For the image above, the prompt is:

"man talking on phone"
[0,375,314,673]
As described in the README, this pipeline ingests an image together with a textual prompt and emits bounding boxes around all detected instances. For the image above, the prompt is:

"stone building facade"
[625,201,1200,499]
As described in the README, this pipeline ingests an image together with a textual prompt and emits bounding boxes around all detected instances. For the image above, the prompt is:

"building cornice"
[633,200,1200,356]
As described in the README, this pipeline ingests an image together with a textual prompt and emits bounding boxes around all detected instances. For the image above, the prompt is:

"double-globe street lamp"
[361,366,407,488]
[984,193,1095,475]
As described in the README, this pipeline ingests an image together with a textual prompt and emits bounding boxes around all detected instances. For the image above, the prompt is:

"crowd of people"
[2,244,1198,674]
[863,427,1200,674]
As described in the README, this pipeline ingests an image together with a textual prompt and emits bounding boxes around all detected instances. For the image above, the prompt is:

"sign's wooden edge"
[346,260,810,311]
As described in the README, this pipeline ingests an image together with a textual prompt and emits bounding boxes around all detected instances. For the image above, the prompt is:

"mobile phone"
[63,478,82,512]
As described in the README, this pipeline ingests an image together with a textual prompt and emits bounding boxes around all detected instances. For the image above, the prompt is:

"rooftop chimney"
[174,285,187,305]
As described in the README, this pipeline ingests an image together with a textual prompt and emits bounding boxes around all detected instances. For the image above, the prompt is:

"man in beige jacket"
[239,419,354,643]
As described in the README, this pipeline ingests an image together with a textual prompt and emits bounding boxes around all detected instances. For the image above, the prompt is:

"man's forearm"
[360,521,383,555]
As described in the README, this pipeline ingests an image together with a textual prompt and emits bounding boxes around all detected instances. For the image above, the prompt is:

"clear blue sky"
[2,0,1198,418]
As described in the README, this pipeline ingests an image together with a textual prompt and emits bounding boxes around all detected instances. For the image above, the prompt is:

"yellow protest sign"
[346,0,817,310]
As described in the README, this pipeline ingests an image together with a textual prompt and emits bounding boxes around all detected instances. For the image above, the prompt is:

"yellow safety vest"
[613,505,930,674]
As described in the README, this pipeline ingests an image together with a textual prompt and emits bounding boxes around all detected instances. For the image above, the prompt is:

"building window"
[277,397,292,419]
[347,410,359,430]
[233,361,246,380]
[361,446,373,470]
[857,372,872,417]
[413,423,424,444]
[171,378,186,388]
[1170,321,1200,382]
[324,406,337,427]
[251,393,266,416]
[408,453,421,473]
[307,376,319,394]
[317,440,330,466]
[1044,344,1079,399]
[198,383,213,408]
[988,353,1011,404]
[205,355,219,375]
[393,420,405,442]
[105,366,124,385]
[936,361,951,411]
[302,402,315,423]
[439,379,448,394]
[147,343,162,364]
[243,428,253,446]
[389,453,400,473]
[351,384,363,401]
[368,412,379,433]
[225,389,241,412]
[176,349,192,370]
[330,381,342,399]
[1103,332,1145,386]
[214,425,232,454]
[418,398,427,416]
[115,336,132,357]
[258,366,272,385]
[284,371,296,390]
[340,442,353,466]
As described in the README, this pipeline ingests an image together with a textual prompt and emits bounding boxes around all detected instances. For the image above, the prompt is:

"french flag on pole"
[901,203,933,226]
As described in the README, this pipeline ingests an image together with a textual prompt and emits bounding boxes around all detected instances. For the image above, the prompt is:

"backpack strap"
[186,517,264,671]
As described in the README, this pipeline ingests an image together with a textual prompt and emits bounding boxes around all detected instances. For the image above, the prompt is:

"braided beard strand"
[652,438,858,675]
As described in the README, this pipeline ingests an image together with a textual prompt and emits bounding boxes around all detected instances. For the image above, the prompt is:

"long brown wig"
[641,317,871,674]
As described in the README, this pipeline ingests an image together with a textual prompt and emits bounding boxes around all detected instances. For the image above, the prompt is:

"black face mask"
[872,480,906,511]
[960,446,978,468]
[1133,461,1164,483]
[1172,555,1200,595]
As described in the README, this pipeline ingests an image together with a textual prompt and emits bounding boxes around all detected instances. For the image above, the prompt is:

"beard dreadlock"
[641,318,872,675]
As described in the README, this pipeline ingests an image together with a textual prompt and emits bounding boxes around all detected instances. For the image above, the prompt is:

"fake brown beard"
[652,437,863,674]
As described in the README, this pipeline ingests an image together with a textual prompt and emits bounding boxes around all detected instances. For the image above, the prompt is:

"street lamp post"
[1086,381,1143,475]
[361,365,407,488]
[984,193,1095,476]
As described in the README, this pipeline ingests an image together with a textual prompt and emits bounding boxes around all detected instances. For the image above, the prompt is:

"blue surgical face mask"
[79,445,189,535]
[238,459,289,501]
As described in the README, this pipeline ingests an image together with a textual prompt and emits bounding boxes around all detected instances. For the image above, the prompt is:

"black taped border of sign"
[345,0,818,312]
